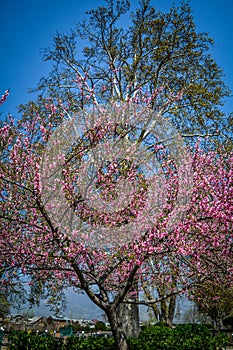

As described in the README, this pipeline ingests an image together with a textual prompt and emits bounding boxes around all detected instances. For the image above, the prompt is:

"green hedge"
[8,331,114,350]
[8,330,63,350]
[8,324,230,350]
[65,336,114,350]
[129,324,230,350]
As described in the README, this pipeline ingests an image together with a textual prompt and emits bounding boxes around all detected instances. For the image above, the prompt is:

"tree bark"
[143,284,176,326]
[160,295,176,326]
[106,308,129,350]
[117,302,140,338]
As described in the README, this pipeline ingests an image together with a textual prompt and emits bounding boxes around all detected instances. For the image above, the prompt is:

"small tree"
[191,282,233,329]
[95,321,107,331]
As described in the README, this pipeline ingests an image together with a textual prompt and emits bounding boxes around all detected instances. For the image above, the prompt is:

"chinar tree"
[29,0,231,140]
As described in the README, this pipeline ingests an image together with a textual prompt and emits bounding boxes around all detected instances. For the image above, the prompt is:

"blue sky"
[1,0,233,118]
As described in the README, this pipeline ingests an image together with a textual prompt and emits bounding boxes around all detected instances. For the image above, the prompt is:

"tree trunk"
[143,284,176,326]
[116,282,140,339]
[117,302,140,338]
[106,308,129,350]
[160,295,176,326]
[168,294,176,326]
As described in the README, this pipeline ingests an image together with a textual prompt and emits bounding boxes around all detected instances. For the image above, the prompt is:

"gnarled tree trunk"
[143,284,177,326]
[106,307,129,350]
[117,302,140,338]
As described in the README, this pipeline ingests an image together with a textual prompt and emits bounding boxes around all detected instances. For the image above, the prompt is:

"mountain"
[11,288,193,322]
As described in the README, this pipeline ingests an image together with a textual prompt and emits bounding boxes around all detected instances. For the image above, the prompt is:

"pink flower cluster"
[0,89,9,106]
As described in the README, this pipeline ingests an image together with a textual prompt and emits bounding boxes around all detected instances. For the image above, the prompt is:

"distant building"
[27,317,47,332]
[7,314,26,331]
[47,315,73,331]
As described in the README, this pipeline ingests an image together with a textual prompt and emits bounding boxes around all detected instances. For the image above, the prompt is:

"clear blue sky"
[1,0,233,118]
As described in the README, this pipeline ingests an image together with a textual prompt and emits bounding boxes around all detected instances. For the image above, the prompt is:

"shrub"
[129,323,230,350]
[64,335,114,350]
[8,330,62,350]
[129,323,173,350]
[171,324,216,350]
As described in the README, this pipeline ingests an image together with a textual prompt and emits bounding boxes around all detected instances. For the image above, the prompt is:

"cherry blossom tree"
[1,88,233,349]
[12,0,231,330]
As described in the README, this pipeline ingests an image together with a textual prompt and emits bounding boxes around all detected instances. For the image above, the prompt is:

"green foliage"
[128,323,230,350]
[223,315,233,329]
[8,330,62,350]
[95,321,108,331]
[8,330,114,350]
[8,324,230,350]
[0,293,10,318]
[65,335,114,350]
[22,0,231,147]
[191,282,233,328]
[171,324,216,349]
[129,323,173,350]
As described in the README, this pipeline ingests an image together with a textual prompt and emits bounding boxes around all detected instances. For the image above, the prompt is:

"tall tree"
[30,0,230,139]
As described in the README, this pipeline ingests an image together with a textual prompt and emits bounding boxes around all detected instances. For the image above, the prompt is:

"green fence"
[0,329,4,345]
[60,326,73,337]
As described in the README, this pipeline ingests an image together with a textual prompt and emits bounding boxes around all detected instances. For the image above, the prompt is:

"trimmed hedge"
[8,331,114,350]
[8,330,63,350]
[129,324,230,350]
[8,324,230,350]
